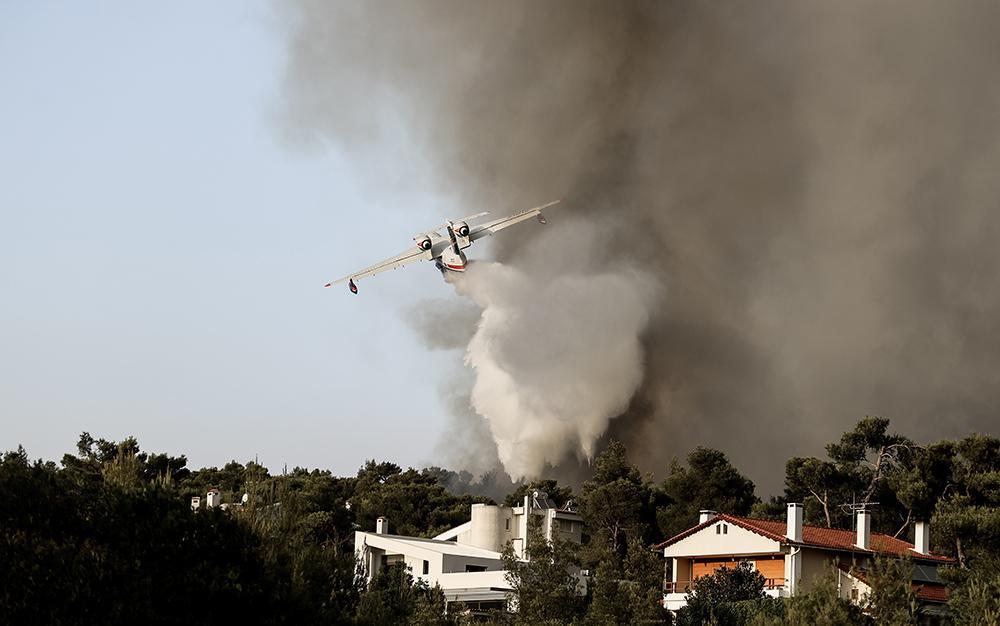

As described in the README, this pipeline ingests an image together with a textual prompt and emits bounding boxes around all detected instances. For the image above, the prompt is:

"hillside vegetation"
[1,418,998,624]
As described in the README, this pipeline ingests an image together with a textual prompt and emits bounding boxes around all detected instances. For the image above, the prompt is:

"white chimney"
[376,516,388,535]
[206,489,220,509]
[856,510,871,550]
[913,521,930,554]
[191,496,201,511]
[699,510,717,524]
[786,502,803,542]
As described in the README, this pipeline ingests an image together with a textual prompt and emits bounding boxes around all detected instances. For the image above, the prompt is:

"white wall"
[437,570,509,591]
[467,504,516,552]
[663,521,781,558]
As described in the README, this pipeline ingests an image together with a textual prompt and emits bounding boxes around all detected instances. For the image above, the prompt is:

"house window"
[506,518,510,531]
[716,524,721,534]
[723,524,728,534]
[422,560,429,575]
[465,564,487,573]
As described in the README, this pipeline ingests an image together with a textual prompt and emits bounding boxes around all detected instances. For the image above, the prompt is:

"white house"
[354,491,583,613]
[656,504,953,613]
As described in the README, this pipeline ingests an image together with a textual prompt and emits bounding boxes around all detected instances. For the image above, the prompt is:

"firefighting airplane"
[325,200,561,294]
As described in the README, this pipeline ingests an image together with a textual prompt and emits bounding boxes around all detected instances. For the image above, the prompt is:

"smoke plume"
[449,255,657,480]
[280,1,1000,492]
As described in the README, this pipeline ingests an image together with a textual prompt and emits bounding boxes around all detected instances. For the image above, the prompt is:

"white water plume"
[447,260,658,480]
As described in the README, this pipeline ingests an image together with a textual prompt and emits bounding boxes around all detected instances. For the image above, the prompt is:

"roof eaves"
[654,513,787,550]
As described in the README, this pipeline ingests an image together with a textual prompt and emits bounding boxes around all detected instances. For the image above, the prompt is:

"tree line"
[1,417,998,624]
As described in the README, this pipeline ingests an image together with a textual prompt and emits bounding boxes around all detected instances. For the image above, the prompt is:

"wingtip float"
[323,200,561,295]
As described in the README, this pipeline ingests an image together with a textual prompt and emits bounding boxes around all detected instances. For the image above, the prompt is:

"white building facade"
[355,491,583,611]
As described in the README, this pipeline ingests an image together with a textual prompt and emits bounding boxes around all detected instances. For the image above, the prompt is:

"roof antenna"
[841,496,879,529]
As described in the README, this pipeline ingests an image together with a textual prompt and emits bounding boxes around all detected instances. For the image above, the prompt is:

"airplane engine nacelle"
[453,221,470,238]
[415,236,433,252]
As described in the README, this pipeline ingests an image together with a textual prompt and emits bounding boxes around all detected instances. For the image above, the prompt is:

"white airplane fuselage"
[325,200,560,294]
[437,246,467,272]
[432,220,469,272]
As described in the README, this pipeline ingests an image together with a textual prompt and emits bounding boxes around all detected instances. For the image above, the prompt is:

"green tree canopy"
[354,564,452,626]
[675,561,767,626]
[580,441,668,624]
[785,417,918,535]
[503,478,575,509]
[500,519,585,625]
[657,447,758,539]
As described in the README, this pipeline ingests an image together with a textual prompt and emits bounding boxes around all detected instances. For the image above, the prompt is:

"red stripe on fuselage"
[443,262,466,271]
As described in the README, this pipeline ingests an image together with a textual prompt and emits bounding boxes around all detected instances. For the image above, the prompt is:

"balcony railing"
[664,578,786,594]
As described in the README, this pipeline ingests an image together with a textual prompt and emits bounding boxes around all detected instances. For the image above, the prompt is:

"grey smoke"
[432,370,503,478]
[449,257,658,480]
[402,298,480,351]
[279,1,1000,493]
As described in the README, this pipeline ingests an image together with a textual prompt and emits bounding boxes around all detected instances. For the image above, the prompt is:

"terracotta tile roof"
[915,582,949,603]
[655,513,954,564]
[841,565,950,603]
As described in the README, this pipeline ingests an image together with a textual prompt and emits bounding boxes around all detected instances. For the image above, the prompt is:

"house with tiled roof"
[655,503,954,613]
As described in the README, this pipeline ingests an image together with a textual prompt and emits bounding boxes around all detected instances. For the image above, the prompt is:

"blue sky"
[0,1,466,474]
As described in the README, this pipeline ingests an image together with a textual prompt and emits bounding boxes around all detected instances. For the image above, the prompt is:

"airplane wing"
[454,211,490,224]
[468,200,561,242]
[324,246,429,288]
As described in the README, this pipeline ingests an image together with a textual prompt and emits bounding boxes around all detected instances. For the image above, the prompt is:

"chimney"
[913,520,930,554]
[376,516,388,535]
[190,496,201,511]
[206,489,220,509]
[699,510,717,524]
[856,510,871,550]
[786,502,803,542]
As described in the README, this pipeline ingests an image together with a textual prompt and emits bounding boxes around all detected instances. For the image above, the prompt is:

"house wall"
[797,548,877,593]
[441,553,505,574]
[552,515,583,544]
[468,504,515,552]
[837,571,871,603]
[437,570,510,593]
[460,504,582,554]
[405,553,446,579]
[662,520,781,558]
[799,548,834,592]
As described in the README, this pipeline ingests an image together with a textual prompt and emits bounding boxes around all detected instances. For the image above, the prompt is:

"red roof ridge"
[837,564,949,603]
[655,513,954,563]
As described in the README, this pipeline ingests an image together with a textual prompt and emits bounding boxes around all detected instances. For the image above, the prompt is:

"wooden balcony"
[664,577,786,594]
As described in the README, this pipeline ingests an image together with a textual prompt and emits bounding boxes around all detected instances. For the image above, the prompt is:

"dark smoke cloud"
[280,0,1000,493]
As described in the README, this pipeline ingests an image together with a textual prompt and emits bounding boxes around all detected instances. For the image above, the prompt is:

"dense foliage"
[675,561,770,626]
[1,418,999,624]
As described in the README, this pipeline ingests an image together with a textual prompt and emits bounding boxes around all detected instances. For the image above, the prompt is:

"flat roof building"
[355,491,583,613]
